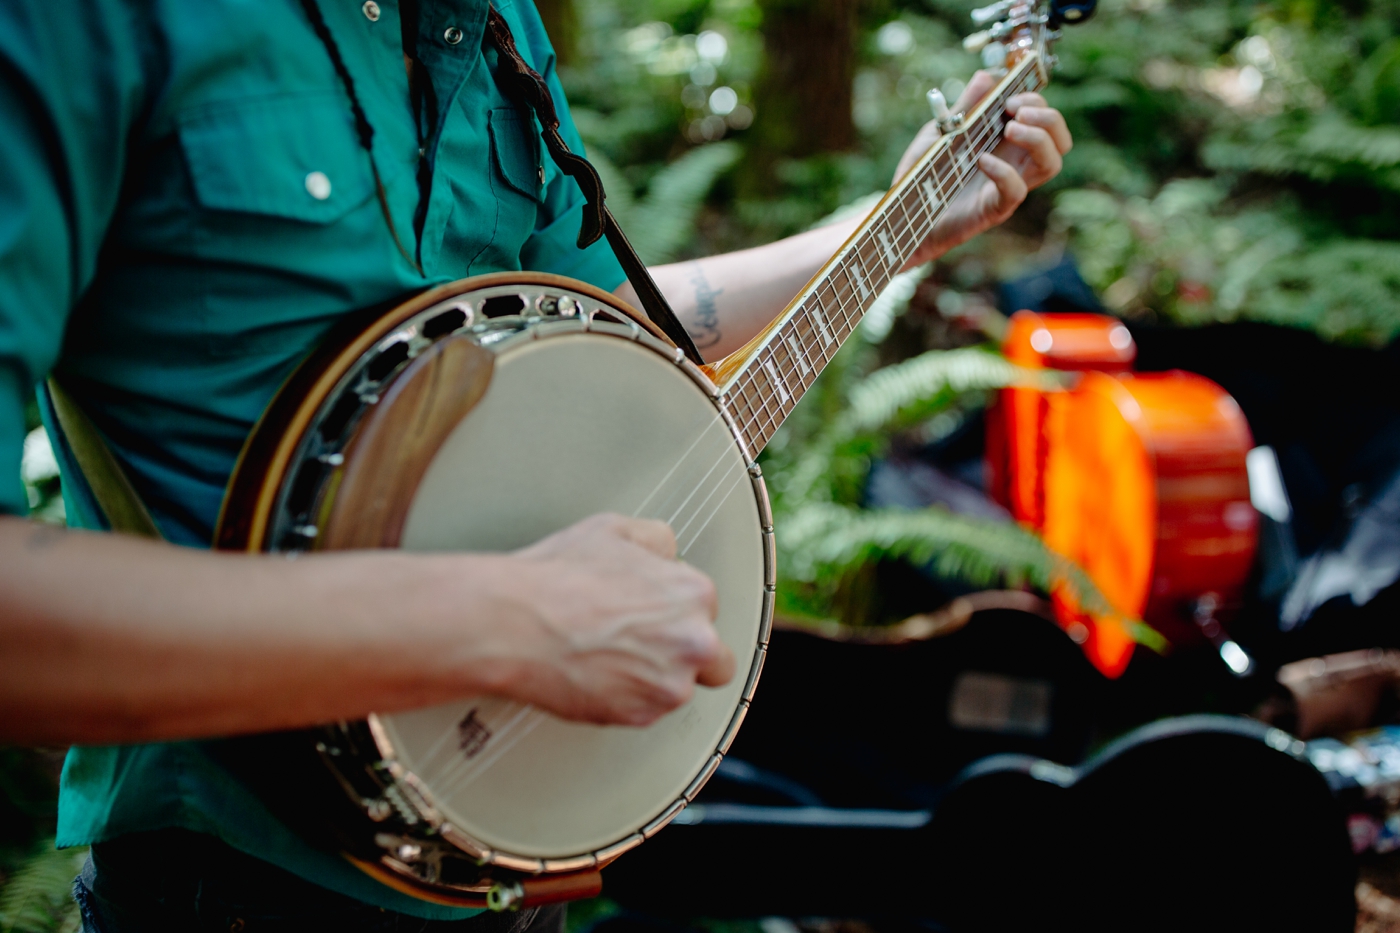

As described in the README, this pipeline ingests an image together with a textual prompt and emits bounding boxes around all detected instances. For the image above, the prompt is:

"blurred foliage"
[1044,0,1400,345]
[0,750,78,933]
[564,0,1400,339]
[0,843,81,933]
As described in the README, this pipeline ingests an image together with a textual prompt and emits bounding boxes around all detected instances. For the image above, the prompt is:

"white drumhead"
[381,331,764,859]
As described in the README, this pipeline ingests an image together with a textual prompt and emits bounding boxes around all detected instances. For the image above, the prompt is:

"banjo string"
[420,703,543,794]
[430,708,548,801]
[629,410,729,519]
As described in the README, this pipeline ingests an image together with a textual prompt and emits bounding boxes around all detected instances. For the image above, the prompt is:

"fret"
[884,211,908,264]
[892,190,922,256]
[959,136,977,176]
[777,331,813,391]
[828,264,862,326]
[905,185,932,247]
[817,280,845,358]
[795,307,829,371]
[752,376,780,435]
[789,307,817,358]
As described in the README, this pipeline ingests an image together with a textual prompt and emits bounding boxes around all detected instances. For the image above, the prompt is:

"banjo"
[214,0,1093,911]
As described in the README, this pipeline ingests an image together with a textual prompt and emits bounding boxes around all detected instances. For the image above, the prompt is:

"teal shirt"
[0,0,625,919]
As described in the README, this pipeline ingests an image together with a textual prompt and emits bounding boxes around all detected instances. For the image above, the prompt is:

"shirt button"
[305,171,332,201]
[443,26,464,45]
[362,1,380,21]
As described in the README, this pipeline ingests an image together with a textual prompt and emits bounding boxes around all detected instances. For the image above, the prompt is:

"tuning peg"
[970,0,1013,25]
[927,88,950,122]
[962,29,992,53]
[927,88,965,132]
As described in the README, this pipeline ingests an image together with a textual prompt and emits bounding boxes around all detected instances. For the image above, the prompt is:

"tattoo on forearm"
[686,263,723,350]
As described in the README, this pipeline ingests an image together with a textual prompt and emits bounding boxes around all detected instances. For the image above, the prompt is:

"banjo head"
[218,274,771,886]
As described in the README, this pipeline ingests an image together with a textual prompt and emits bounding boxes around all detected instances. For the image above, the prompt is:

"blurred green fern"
[763,333,1152,645]
[590,142,742,265]
[0,842,83,933]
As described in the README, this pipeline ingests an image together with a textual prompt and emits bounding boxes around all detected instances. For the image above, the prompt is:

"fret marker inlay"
[786,335,812,377]
[849,261,871,300]
[921,178,941,210]
[878,230,898,268]
[808,304,835,346]
[763,359,791,406]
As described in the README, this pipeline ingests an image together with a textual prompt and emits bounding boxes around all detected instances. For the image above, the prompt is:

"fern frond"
[778,503,1165,650]
[629,142,742,265]
[776,348,1049,508]
[0,841,85,933]
[586,149,636,228]
[841,347,1046,435]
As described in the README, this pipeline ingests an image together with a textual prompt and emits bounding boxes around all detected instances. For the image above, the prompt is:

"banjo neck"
[702,52,1045,458]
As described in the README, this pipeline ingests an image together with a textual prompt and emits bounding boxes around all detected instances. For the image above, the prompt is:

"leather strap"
[484,8,705,365]
[44,378,162,539]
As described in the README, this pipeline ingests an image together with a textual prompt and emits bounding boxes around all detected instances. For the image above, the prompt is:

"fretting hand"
[894,70,1073,269]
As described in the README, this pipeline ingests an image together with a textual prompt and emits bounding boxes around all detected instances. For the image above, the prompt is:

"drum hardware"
[1191,593,1255,677]
[213,1,1097,909]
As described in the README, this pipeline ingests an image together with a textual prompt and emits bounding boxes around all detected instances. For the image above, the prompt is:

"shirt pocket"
[178,93,376,224]
[488,107,547,202]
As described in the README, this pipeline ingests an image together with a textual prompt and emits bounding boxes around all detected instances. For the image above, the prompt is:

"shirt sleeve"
[0,0,147,514]
[508,0,628,294]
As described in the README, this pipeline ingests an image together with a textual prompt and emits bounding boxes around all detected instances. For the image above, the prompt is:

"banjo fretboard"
[710,56,1043,457]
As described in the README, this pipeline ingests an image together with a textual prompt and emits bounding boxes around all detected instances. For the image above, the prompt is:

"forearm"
[0,517,528,746]
[616,215,862,362]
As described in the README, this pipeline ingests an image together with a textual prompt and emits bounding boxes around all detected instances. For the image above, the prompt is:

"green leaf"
[776,502,1165,650]
[0,841,85,933]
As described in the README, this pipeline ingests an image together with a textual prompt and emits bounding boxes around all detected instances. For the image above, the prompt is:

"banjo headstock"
[962,0,1098,82]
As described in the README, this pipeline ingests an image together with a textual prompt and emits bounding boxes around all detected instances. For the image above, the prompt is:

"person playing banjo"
[0,0,1071,929]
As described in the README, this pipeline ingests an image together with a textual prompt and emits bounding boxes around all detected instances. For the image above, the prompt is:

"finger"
[1003,120,1063,183]
[1006,92,1048,115]
[894,118,943,182]
[611,516,677,559]
[1009,105,1072,154]
[696,640,737,688]
[952,70,997,112]
[979,152,1028,216]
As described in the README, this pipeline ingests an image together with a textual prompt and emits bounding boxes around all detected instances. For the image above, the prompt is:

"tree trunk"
[536,0,578,65]
[751,0,860,162]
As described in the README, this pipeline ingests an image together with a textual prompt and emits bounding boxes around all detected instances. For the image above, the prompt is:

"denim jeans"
[72,830,567,933]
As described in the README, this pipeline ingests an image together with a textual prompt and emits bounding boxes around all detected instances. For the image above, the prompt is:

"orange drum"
[987,312,1257,677]
[1042,371,1258,675]
[987,311,1136,529]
